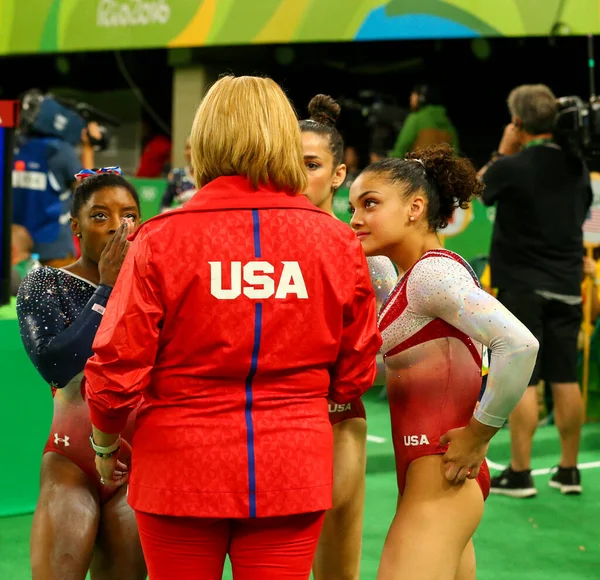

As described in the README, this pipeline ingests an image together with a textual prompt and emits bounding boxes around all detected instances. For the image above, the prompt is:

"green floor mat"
[2,390,598,579]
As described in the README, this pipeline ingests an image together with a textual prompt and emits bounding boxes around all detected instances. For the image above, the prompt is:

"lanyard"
[522,138,558,149]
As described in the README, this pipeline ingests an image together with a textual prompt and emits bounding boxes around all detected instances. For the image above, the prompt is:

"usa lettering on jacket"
[403,435,430,446]
[209,261,309,300]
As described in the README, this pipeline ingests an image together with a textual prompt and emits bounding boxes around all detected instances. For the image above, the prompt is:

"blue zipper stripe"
[252,208,262,258]
[245,303,261,518]
[245,209,262,517]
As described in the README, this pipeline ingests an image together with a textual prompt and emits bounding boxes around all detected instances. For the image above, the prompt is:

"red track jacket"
[85,176,382,518]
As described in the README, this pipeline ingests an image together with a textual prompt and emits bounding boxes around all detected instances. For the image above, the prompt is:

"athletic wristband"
[95,446,120,459]
[90,435,121,457]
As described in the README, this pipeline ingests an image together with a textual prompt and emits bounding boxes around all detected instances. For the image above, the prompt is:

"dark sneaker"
[549,466,582,495]
[489,467,537,498]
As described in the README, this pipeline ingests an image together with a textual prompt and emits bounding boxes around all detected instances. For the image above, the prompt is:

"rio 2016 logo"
[97,0,171,27]
[440,205,474,238]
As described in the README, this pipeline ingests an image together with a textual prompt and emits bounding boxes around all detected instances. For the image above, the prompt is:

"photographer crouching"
[12,91,105,267]
[480,84,592,498]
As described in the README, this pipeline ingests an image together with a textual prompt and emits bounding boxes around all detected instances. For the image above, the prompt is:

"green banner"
[129,177,167,220]
[1,0,600,56]
[0,319,52,516]
[443,199,494,262]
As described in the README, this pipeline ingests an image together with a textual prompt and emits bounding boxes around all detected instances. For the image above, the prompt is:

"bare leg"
[455,539,476,580]
[508,387,538,471]
[313,418,367,580]
[90,485,147,579]
[31,453,100,580]
[551,382,582,467]
[377,456,484,580]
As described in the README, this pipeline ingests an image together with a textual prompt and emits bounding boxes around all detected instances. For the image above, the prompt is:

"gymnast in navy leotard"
[17,168,147,580]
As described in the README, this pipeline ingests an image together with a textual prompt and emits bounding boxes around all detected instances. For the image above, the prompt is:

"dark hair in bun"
[299,94,344,166]
[362,144,483,231]
[308,94,341,126]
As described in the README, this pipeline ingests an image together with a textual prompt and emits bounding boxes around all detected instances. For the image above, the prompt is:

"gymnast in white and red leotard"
[349,144,539,580]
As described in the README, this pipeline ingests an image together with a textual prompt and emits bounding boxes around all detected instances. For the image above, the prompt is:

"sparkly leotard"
[328,255,397,424]
[17,267,138,502]
[368,256,399,314]
[379,249,538,496]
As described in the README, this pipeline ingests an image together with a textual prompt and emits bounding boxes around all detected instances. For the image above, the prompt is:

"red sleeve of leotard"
[328,238,382,404]
[85,229,164,434]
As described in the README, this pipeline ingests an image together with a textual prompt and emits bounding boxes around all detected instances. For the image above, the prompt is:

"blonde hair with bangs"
[190,75,308,194]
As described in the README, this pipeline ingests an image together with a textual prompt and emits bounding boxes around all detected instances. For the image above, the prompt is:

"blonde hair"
[190,75,308,194]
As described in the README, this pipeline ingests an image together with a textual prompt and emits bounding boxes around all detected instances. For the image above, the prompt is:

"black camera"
[554,96,600,162]
[337,92,408,157]
[19,90,120,152]
[338,91,408,131]
[553,36,600,165]
[55,95,120,152]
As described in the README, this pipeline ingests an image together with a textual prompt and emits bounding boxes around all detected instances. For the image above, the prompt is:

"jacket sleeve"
[328,239,383,404]
[85,230,164,434]
[48,141,81,191]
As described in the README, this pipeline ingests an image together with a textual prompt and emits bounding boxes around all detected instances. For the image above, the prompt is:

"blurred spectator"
[11,224,33,275]
[390,84,459,157]
[369,150,387,164]
[341,145,361,189]
[135,117,172,178]
[369,126,395,163]
[582,253,600,329]
[160,136,196,212]
[12,91,98,267]
[10,225,33,295]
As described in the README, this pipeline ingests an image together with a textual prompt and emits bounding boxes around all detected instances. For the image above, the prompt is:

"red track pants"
[135,510,325,579]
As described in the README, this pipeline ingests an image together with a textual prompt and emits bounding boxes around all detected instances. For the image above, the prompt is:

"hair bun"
[308,94,341,127]
[406,144,484,230]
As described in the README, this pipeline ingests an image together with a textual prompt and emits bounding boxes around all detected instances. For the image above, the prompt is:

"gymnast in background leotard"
[17,168,147,580]
[300,94,396,580]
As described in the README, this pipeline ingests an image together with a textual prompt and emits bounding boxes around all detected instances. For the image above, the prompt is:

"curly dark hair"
[363,144,483,230]
[71,173,141,218]
[299,94,345,167]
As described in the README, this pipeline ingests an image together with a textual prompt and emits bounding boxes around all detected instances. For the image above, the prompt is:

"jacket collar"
[132,176,328,240]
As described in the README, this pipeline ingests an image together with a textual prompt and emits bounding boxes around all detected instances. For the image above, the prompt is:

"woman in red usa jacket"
[84,75,382,580]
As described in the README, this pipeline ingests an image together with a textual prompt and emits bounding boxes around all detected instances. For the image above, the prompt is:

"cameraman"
[480,84,591,498]
[12,92,99,267]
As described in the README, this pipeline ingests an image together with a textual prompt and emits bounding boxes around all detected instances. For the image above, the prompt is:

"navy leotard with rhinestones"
[17,267,138,502]
[18,267,112,389]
